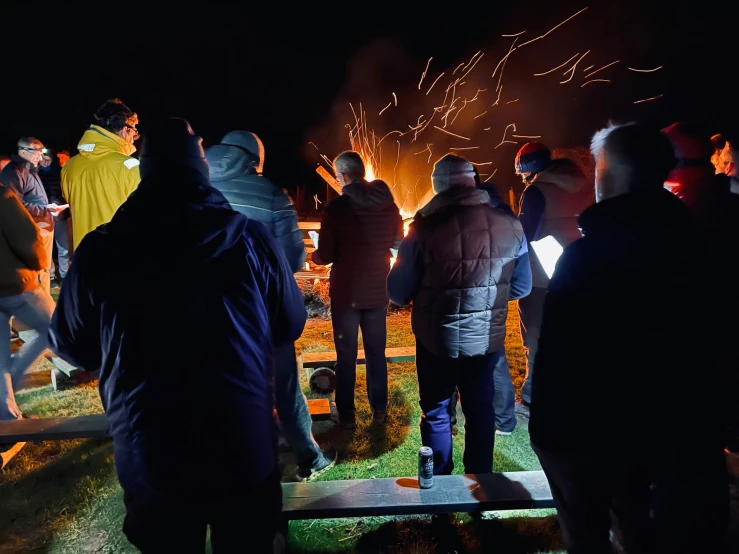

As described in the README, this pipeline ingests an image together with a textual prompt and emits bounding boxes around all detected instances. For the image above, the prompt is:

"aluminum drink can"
[418,446,434,488]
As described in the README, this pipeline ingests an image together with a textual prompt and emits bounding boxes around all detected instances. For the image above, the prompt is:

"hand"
[390,248,398,258]
[308,231,319,249]
[47,203,69,218]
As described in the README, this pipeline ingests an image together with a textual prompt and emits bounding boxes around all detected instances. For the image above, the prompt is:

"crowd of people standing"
[1,97,738,552]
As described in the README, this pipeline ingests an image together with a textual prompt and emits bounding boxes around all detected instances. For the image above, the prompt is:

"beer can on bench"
[418,446,434,489]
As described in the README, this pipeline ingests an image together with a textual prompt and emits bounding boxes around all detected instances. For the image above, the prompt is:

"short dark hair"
[592,122,676,193]
[334,151,365,181]
[93,98,137,133]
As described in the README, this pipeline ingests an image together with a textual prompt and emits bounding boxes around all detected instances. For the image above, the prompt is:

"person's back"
[205,130,305,272]
[61,99,141,251]
[49,118,305,552]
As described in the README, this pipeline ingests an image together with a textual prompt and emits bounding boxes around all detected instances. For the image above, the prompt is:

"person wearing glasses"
[61,98,141,255]
[0,137,65,294]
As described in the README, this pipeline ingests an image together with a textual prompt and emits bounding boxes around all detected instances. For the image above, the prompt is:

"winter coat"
[0,154,50,225]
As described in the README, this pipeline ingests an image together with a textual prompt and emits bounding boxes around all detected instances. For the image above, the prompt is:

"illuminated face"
[334,167,347,187]
[594,150,609,203]
[19,143,46,166]
[120,114,140,144]
[57,152,70,167]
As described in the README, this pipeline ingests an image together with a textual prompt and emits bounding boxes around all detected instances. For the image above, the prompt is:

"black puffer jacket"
[205,143,305,273]
[313,179,402,309]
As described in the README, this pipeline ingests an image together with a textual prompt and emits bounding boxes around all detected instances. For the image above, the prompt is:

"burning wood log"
[316,166,342,195]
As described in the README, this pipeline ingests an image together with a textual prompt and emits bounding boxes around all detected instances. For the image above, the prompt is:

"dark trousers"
[121,466,284,553]
[518,286,547,404]
[534,445,729,554]
[417,341,498,475]
[447,350,516,432]
[332,304,388,415]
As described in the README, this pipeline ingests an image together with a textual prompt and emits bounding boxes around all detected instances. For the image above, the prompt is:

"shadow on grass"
[350,514,563,554]
[0,438,115,552]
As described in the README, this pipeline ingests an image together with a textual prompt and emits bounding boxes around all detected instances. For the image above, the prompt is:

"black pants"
[534,444,729,554]
[121,467,284,553]
[332,304,388,415]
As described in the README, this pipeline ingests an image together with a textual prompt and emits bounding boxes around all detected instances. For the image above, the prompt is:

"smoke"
[303,7,660,214]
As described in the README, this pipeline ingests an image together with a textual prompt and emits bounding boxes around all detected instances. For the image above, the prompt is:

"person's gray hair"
[17,137,43,149]
[334,151,365,181]
[590,122,675,193]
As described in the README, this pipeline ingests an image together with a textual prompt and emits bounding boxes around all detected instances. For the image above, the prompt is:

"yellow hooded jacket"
[61,125,140,250]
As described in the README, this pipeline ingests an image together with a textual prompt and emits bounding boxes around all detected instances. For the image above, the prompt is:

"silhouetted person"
[49,118,305,553]
[530,123,728,554]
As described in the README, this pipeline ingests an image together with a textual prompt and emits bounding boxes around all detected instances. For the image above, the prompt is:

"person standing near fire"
[38,149,71,283]
[0,137,65,295]
[513,142,593,417]
[206,130,335,481]
[313,151,402,431]
[387,154,527,475]
[61,98,141,255]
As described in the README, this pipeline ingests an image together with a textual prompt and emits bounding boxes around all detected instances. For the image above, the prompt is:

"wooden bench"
[301,346,416,369]
[281,471,554,520]
[0,399,332,444]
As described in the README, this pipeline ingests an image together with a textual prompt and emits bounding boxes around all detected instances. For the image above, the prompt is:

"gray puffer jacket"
[205,134,305,273]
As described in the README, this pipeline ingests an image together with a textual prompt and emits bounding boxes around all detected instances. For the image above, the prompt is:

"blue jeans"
[274,342,323,471]
[54,217,70,279]
[331,305,388,415]
[448,351,516,432]
[416,341,498,475]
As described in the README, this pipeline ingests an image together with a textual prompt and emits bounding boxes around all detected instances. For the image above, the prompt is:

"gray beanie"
[431,154,477,194]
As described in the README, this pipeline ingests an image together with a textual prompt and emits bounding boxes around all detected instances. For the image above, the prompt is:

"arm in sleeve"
[48,243,102,371]
[249,220,307,346]
[0,190,45,270]
[124,163,141,197]
[0,170,48,219]
[509,235,532,300]
[311,206,336,266]
[518,186,546,243]
[392,209,404,250]
[387,225,424,306]
[272,190,306,273]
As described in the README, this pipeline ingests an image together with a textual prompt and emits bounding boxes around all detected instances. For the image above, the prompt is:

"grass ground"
[1,297,737,553]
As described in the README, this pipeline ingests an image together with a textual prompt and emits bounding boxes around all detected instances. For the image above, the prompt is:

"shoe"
[330,402,356,430]
[296,446,337,482]
[514,400,531,419]
[371,410,386,425]
[495,429,513,436]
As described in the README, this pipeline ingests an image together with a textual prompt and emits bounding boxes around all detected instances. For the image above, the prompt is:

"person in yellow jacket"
[62,98,141,252]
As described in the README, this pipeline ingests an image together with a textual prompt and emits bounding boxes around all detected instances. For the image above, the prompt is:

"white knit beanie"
[431,154,477,194]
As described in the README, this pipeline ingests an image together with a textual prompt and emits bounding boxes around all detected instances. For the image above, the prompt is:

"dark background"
[2,2,735,211]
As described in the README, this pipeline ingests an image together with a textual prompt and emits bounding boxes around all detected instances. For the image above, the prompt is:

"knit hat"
[431,154,477,194]
[139,118,209,181]
[661,122,713,166]
[514,142,551,175]
[220,130,265,174]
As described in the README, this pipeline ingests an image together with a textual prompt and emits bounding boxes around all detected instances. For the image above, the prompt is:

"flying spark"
[512,134,542,138]
[449,146,480,150]
[392,92,398,106]
[634,93,664,104]
[583,60,620,79]
[434,126,471,140]
[583,64,595,72]
[581,79,611,87]
[628,66,663,72]
[507,99,520,104]
[533,52,580,76]
[484,168,498,182]
[494,123,518,149]
[471,161,494,166]
[474,111,488,119]
[308,142,319,151]
[379,102,392,116]
[426,72,445,95]
[560,50,590,83]
[502,30,526,37]
[518,7,589,49]
[418,57,433,90]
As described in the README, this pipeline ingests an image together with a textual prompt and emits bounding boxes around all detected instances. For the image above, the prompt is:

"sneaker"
[495,429,513,436]
[330,402,356,430]
[371,410,387,425]
[296,446,337,482]
[514,400,531,419]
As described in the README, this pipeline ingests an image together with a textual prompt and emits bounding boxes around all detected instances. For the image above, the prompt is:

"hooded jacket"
[313,179,402,309]
[388,185,524,358]
[0,154,50,224]
[61,125,141,250]
[205,132,305,272]
[0,185,45,297]
[518,158,593,288]
[49,122,306,486]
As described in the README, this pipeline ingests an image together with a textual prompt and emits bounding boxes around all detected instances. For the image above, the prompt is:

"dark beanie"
[515,142,551,175]
[431,154,477,194]
[139,118,209,181]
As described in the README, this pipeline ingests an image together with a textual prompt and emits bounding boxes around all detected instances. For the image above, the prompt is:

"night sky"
[3,3,735,210]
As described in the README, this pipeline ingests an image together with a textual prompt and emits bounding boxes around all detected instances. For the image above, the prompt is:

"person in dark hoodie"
[205,131,333,481]
[530,123,728,554]
[312,151,402,431]
[388,154,526,475]
[49,118,305,553]
[513,142,593,417]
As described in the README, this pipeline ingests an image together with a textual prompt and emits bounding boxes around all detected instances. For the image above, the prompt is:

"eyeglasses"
[125,125,140,139]
[22,147,47,154]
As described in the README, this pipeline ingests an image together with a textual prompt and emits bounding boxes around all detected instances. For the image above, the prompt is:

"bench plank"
[0,399,331,443]
[301,346,417,369]
[282,471,554,519]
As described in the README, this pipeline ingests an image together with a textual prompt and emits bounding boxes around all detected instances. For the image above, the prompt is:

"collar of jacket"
[86,125,137,156]
[416,185,489,218]
[10,153,38,174]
